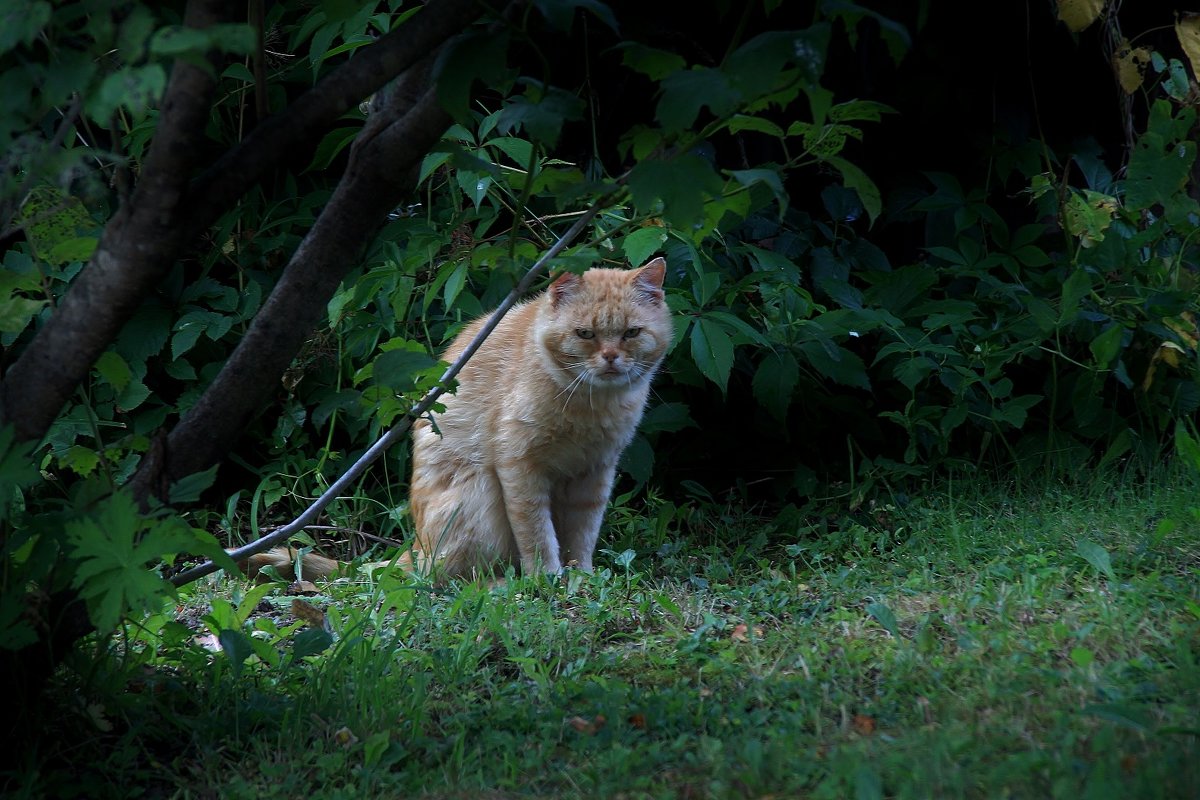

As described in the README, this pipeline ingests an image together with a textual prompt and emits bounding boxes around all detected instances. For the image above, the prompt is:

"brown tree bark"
[0,0,480,449]
[129,55,454,495]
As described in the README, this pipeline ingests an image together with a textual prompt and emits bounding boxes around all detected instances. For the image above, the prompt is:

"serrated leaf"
[66,491,195,633]
[533,0,618,32]
[621,226,667,267]
[638,402,696,434]
[629,155,723,229]
[437,30,511,122]
[61,445,101,477]
[617,433,654,485]
[496,85,583,148]
[689,317,735,394]
[752,350,799,420]
[798,339,870,390]
[372,348,436,391]
[618,42,686,80]
[656,67,739,133]
[827,156,881,225]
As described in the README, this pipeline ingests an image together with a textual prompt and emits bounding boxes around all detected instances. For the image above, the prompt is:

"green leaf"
[150,26,210,56]
[617,433,654,485]
[372,348,436,391]
[752,350,799,420]
[1058,268,1092,324]
[496,84,583,148]
[621,226,667,267]
[628,155,723,229]
[0,426,38,524]
[292,628,334,661]
[0,0,51,55]
[828,99,895,123]
[66,491,196,633]
[532,0,618,32]
[656,67,739,133]
[827,156,881,225]
[94,352,132,393]
[46,236,98,264]
[798,340,870,390]
[91,64,167,123]
[724,114,785,138]
[1075,538,1116,581]
[305,126,359,172]
[219,629,255,678]
[866,602,899,638]
[638,402,696,434]
[689,317,735,394]
[437,30,511,122]
[1125,100,1195,209]
[0,295,45,334]
[1174,421,1200,474]
[730,168,788,213]
[61,445,101,477]
[1089,324,1124,368]
[169,465,219,505]
[617,42,686,80]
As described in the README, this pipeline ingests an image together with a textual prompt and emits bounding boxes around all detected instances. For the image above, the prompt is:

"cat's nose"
[600,348,619,363]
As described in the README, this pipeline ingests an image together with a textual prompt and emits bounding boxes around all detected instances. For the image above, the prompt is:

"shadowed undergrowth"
[13,467,1200,799]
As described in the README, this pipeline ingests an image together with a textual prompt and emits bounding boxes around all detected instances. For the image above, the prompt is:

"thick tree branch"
[130,56,453,498]
[0,0,482,448]
[0,0,225,445]
[183,0,481,227]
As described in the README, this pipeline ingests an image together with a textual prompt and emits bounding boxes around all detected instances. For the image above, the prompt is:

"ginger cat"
[243,258,672,582]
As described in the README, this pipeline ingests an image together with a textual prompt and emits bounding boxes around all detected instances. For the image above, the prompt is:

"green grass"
[12,469,1200,799]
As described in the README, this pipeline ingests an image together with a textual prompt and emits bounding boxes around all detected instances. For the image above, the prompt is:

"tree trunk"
[131,57,453,494]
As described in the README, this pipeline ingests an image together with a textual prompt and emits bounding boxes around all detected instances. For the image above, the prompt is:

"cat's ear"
[633,257,666,304]
[549,271,582,306]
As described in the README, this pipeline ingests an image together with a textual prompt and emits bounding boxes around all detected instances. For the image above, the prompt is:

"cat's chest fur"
[500,385,645,475]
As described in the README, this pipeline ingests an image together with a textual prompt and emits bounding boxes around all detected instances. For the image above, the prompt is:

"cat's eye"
[575,328,595,339]
[622,327,642,339]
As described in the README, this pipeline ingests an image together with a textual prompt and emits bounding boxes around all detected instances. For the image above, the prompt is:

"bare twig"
[171,198,609,587]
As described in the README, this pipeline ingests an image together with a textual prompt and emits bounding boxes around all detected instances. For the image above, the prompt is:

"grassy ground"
[13,468,1200,799]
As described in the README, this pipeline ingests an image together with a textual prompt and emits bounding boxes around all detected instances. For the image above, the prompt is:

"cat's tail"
[237,546,415,583]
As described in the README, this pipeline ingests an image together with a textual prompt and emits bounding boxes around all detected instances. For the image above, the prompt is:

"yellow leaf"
[1057,0,1106,32]
[1142,341,1188,390]
[1113,42,1153,94]
[1177,13,1200,81]
[1166,311,1199,350]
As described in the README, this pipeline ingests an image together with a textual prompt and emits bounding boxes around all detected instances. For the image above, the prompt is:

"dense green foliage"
[1,1,1199,792]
